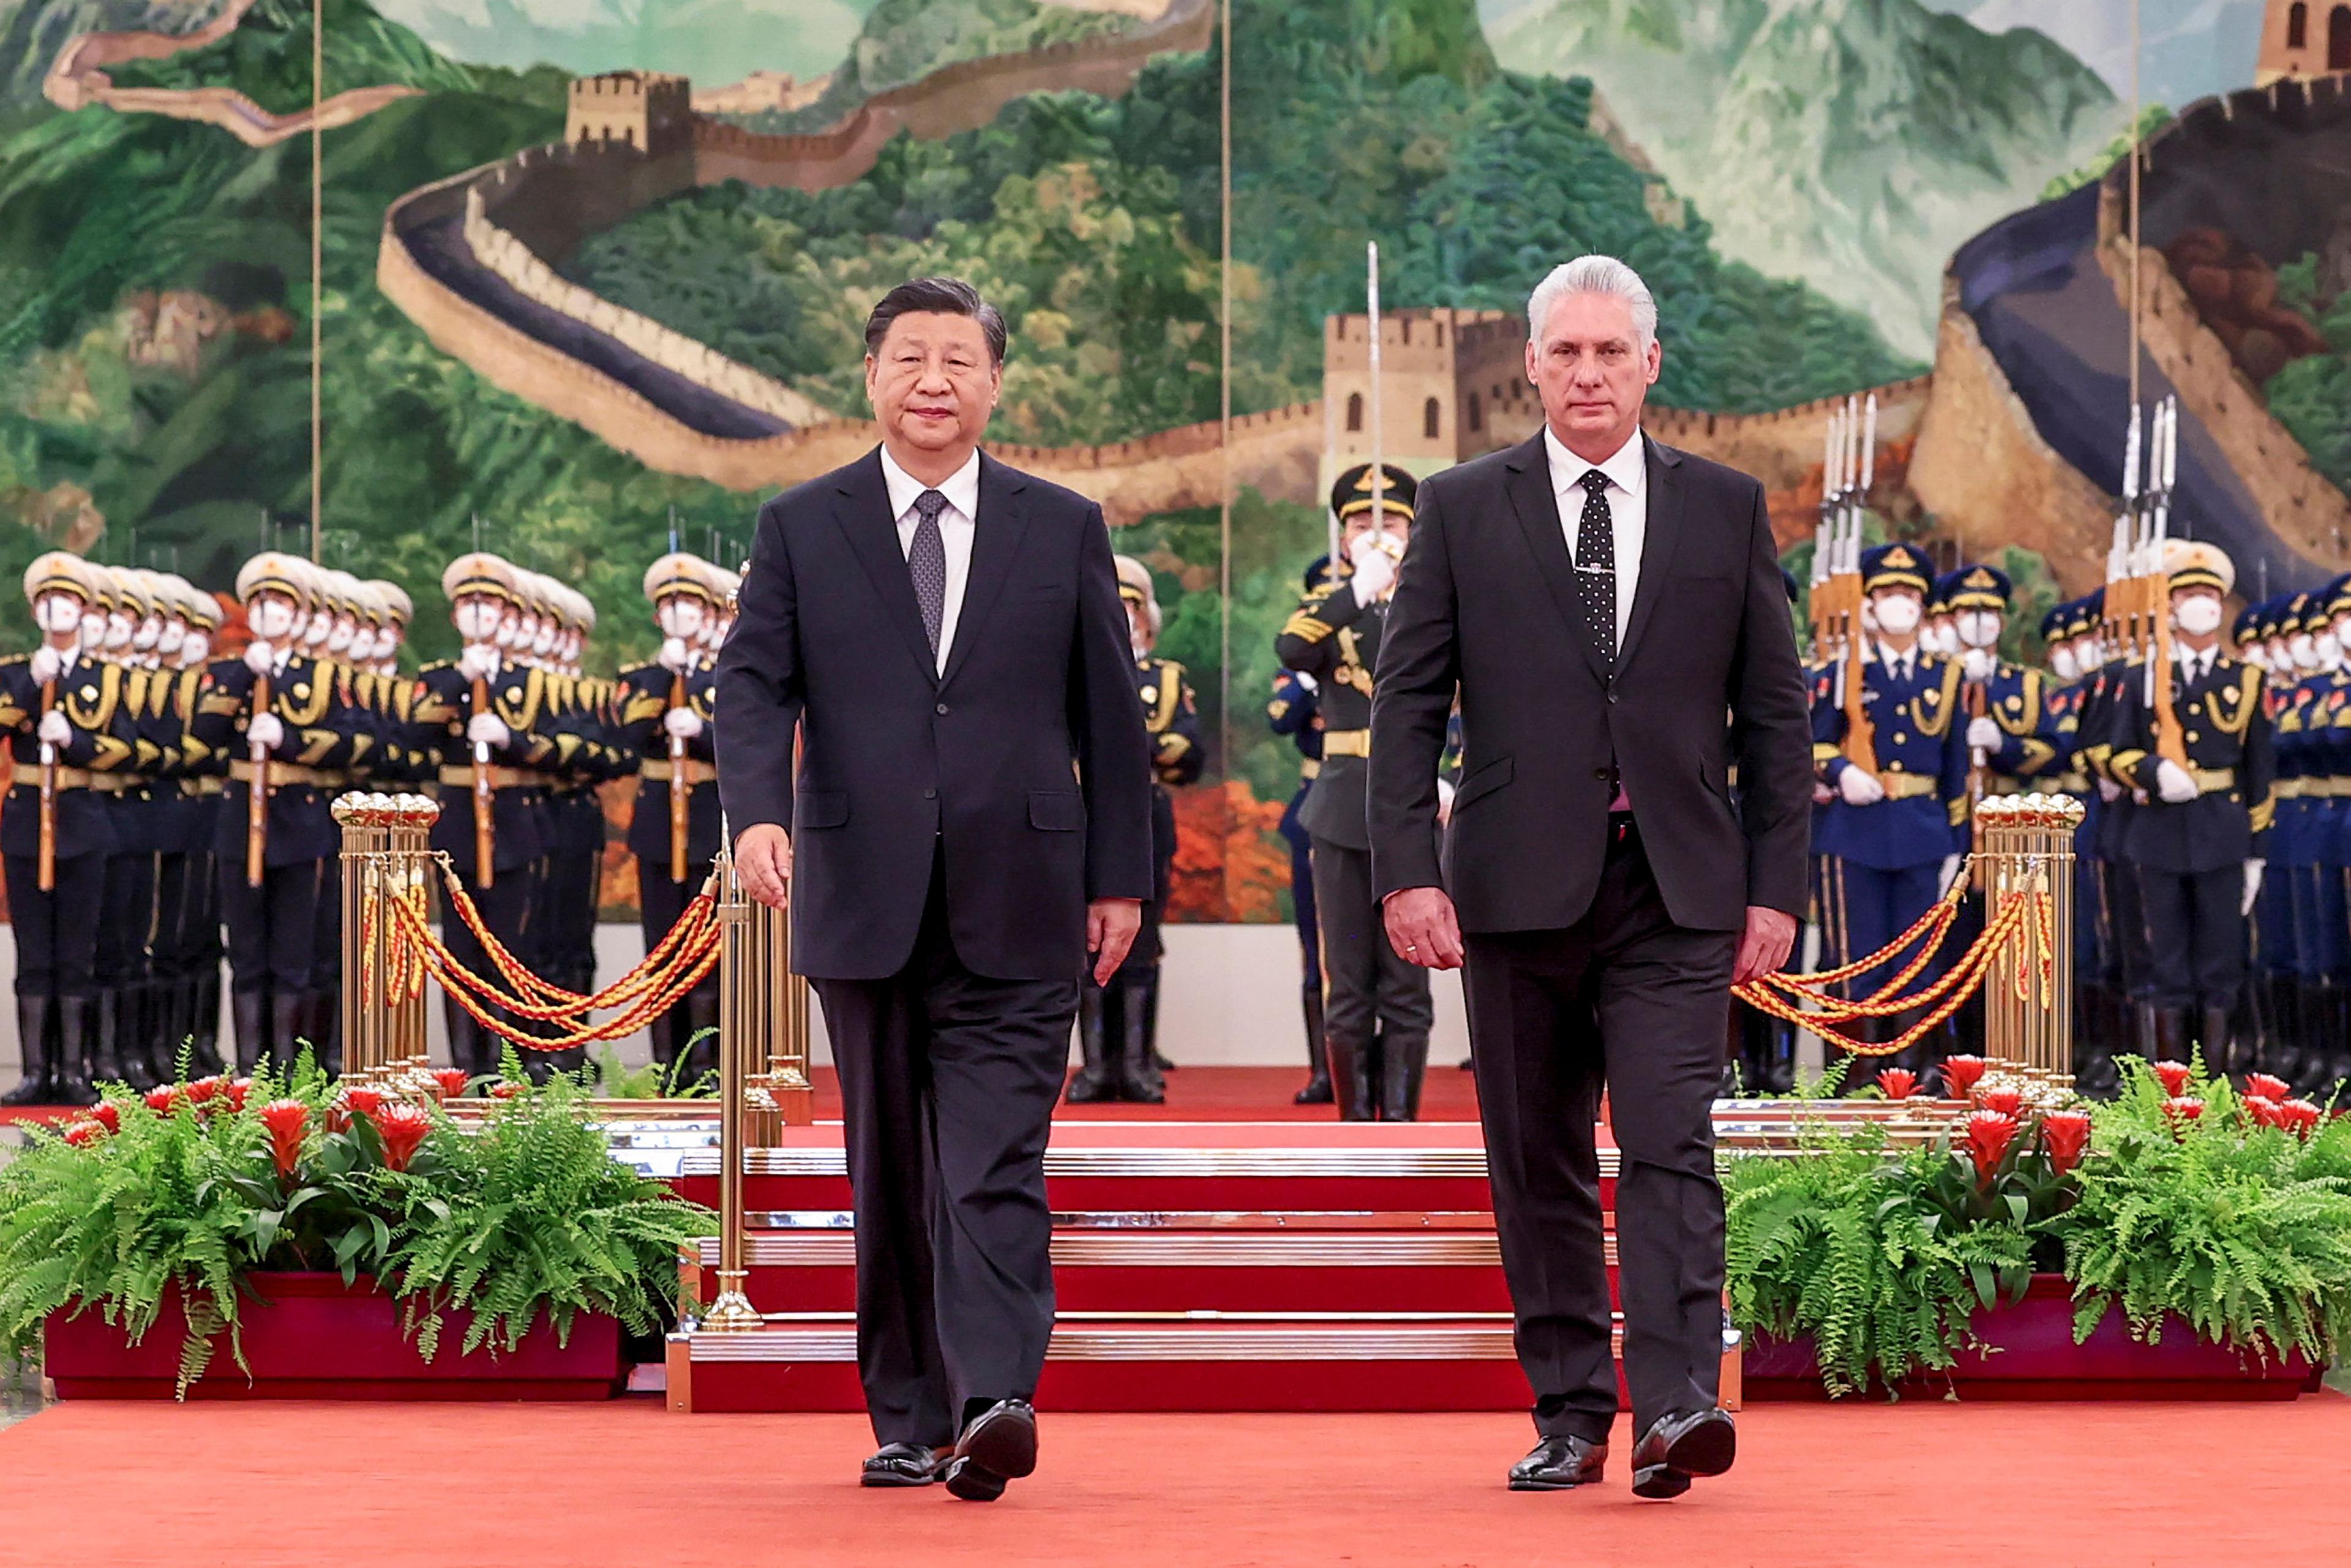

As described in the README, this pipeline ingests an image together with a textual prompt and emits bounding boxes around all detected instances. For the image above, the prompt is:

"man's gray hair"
[1526,255,1657,351]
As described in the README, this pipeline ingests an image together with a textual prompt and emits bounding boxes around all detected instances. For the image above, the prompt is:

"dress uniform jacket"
[615,658,721,865]
[2105,654,2275,873]
[193,654,375,866]
[1810,648,1971,869]
[1275,583,1384,851]
[0,654,138,860]
[408,658,560,873]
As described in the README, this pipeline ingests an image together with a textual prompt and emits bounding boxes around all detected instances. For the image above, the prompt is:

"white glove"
[1292,671,1317,693]
[2154,758,2198,805]
[468,714,510,749]
[28,646,64,685]
[1348,534,1398,605]
[663,708,704,740]
[37,710,70,747]
[1837,766,1886,806]
[1937,853,1963,896]
[1966,716,2002,751]
[2243,860,2265,918]
[247,713,285,752]
[457,643,501,683]
[243,640,276,677]
[1961,648,1995,682]
[657,636,694,673]
[2098,777,2123,803]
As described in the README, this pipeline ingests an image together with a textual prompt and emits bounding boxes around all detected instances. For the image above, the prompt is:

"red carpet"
[2,1397,2344,1566]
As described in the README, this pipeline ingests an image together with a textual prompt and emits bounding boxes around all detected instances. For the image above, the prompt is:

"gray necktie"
[909,489,949,656]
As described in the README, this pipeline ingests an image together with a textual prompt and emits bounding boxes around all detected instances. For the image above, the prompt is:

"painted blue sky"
[1921,0,2267,109]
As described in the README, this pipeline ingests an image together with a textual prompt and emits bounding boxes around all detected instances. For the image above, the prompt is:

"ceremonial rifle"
[246,669,268,887]
[470,669,495,888]
[1837,395,1880,778]
[2145,398,2189,768]
[36,675,56,892]
[668,669,690,883]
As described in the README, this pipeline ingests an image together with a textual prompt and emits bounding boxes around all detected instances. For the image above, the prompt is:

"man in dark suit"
[1370,255,1811,1499]
[716,276,1153,1504]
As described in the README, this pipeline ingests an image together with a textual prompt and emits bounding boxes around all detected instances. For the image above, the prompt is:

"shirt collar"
[1544,425,1645,501]
[880,445,982,525]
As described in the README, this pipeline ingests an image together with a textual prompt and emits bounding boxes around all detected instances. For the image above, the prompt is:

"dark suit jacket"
[1368,430,1811,934]
[716,446,1154,981]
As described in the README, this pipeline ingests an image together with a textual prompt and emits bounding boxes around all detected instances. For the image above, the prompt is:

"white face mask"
[453,600,501,642]
[302,610,331,647]
[2322,631,2344,669]
[1955,610,2002,649]
[656,598,705,640]
[561,631,582,664]
[493,612,519,650]
[181,631,209,666]
[327,615,355,654]
[249,597,296,642]
[132,614,161,651]
[2177,595,2226,640]
[2074,637,2104,672]
[531,619,557,658]
[1872,594,1922,637]
[2050,645,2079,681]
[34,595,81,637]
[102,611,132,650]
[379,626,403,659]
[348,626,378,662]
[157,620,186,658]
[1858,600,1880,635]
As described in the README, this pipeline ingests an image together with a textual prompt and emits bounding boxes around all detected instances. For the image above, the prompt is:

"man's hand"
[243,640,276,678]
[467,713,510,750]
[1348,532,1397,605]
[663,708,704,740]
[29,645,64,685]
[1384,886,1465,970]
[1732,905,1798,985]
[1087,898,1143,985]
[457,642,501,683]
[735,823,792,910]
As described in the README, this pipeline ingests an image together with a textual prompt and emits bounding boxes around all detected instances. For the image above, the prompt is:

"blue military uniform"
[616,637,722,1084]
[1269,640,1329,1103]
[2033,595,2119,1089]
[1809,544,1970,1082]
[2100,542,2274,1069]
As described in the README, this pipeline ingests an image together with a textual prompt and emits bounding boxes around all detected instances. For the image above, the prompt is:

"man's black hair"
[863,276,1008,366]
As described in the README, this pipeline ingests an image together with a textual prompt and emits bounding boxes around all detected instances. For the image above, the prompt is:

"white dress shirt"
[880,445,981,675]
[1546,424,1647,654]
[2173,643,2216,681]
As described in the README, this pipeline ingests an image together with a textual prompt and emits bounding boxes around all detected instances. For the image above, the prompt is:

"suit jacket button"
[923,787,937,800]
[1606,691,1618,705]
[1592,767,1611,781]
[936,702,949,716]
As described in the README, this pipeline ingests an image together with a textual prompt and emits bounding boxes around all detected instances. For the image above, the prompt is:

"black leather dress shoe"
[943,1398,1039,1502]
[1507,1434,1608,1491]
[1630,1407,1736,1499]
[860,1442,940,1487]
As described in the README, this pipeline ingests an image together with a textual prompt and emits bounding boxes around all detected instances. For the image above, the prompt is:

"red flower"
[329,1085,386,1133]
[225,1079,251,1112]
[90,1102,120,1134]
[2246,1096,2284,1128]
[1940,1056,1987,1100]
[432,1068,472,1100]
[368,1103,435,1172]
[2162,1096,2205,1137]
[2041,1109,2093,1174]
[61,1120,104,1147]
[2245,1073,2293,1104]
[2153,1060,2194,1097]
[143,1084,179,1117]
[2279,1099,2324,1139]
[257,1098,309,1177]
[1965,1110,2020,1188]
[488,1082,527,1101]
[186,1076,222,1105]
[1978,1087,2024,1119]
[1878,1068,1917,1100]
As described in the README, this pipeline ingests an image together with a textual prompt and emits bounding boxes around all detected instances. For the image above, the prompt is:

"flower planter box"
[1744,1274,2326,1401]
[44,1273,627,1401]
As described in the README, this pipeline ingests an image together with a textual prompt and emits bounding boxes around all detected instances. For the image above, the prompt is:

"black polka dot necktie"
[1573,467,1616,672]
[909,488,949,658]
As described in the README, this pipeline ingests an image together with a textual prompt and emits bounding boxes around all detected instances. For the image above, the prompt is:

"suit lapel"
[1615,435,1684,674]
[1503,432,1609,686]
[939,452,1030,692]
[833,448,938,688]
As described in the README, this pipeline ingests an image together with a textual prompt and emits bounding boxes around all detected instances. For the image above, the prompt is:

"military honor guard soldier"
[1808,542,1970,1085]
[2101,540,2274,1071]
[1268,564,1335,1103]
[1065,555,1202,1104]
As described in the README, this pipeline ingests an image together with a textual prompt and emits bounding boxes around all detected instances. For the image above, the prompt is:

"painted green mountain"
[1480,0,2120,357]
[370,0,878,94]
[0,0,241,108]
[106,0,482,113]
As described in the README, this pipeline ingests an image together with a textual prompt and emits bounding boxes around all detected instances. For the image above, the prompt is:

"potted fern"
[0,1059,714,1399]
[1728,1059,2343,1399]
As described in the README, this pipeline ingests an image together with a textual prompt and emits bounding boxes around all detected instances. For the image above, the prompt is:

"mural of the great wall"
[1,0,2346,919]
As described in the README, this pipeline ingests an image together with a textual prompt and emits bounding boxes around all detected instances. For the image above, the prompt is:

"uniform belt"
[2053,771,2091,796]
[1984,774,2032,797]
[2276,778,2308,800]
[230,760,344,789]
[438,764,539,790]
[1321,729,1371,758]
[642,758,717,786]
[10,763,130,793]
[2301,776,2349,799]
[1298,758,1322,781]
[2192,767,2236,795]
[1878,771,1938,800]
[184,776,225,798]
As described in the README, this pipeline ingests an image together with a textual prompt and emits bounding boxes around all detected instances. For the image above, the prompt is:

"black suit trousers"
[1463,823,1733,1442]
[812,851,1079,1448]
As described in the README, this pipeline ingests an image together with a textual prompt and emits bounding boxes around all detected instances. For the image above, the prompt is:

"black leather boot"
[2198,1005,2237,1078]
[191,970,225,1076]
[1146,961,1174,1075]
[2153,1006,2190,1065]
[51,994,95,1105]
[1115,975,1164,1105]
[270,992,307,1075]
[90,988,130,1088]
[1293,983,1332,1105]
[144,980,183,1084]
[4,994,54,1105]
[1066,986,1117,1103]
[2131,999,2161,1067]
[1378,1032,1428,1122]
[233,990,269,1074]
[312,988,342,1078]
[1327,1033,1374,1121]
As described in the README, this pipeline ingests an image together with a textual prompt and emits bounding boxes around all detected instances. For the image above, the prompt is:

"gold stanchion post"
[702,845,761,1331]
